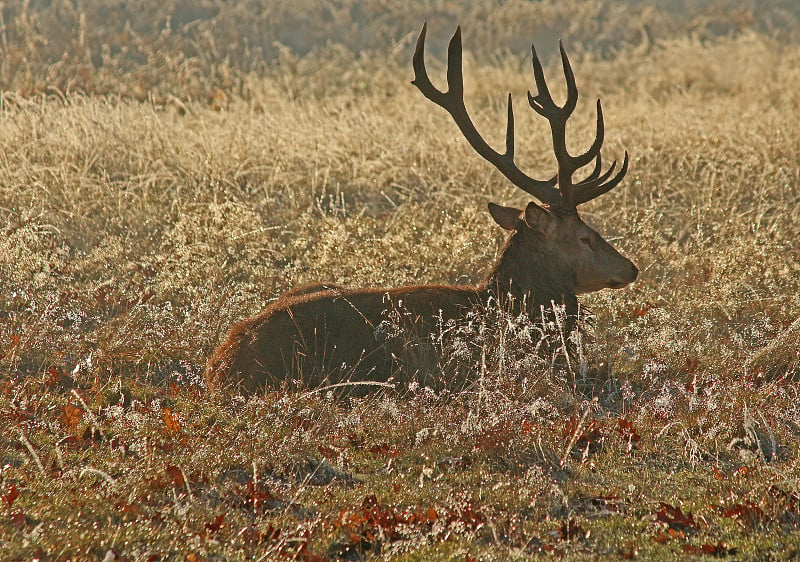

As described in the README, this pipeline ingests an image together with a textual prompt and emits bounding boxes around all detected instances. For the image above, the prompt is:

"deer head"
[411,24,638,297]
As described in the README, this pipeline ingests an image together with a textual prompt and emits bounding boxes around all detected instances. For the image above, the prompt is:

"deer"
[204,24,638,394]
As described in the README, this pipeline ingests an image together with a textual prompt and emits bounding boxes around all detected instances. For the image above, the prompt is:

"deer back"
[204,285,482,393]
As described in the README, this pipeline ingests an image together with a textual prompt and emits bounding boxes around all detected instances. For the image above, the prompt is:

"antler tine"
[505,93,515,160]
[577,155,617,190]
[558,41,579,116]
[577,154,602,183]
[412,23,445,106]
[445,26,464,97]
[573,151,629,205]
[576,99,605,169]
[506,94,557,186]
[528,45,556,116]
[526,42,620,210]
[411,23,560,207]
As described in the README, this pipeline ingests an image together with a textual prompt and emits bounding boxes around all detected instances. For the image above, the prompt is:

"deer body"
[205,285,481,392]
[206,203,636,393]
[205,25,638,394]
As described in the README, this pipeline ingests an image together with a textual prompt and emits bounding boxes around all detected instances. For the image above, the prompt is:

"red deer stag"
[204,25,638,394]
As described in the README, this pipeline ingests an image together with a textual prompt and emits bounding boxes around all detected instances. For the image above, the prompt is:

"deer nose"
[629,262,639,282]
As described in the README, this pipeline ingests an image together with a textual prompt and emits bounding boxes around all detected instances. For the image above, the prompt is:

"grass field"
[2,1,800,559]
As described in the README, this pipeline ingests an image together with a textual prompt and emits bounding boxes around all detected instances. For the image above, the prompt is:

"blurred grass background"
[3,0,800,101]
[1,1,800,559]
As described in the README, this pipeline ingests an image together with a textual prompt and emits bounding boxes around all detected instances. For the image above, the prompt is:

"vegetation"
[1,0,800,559]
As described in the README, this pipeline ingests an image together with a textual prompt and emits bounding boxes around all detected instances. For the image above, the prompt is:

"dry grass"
[2,1,800,560]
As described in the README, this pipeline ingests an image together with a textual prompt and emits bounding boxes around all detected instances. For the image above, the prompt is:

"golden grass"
[3,31,799,374]
[2,2,800,559]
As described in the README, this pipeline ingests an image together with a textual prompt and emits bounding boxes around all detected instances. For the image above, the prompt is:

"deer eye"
[580,236,592,246]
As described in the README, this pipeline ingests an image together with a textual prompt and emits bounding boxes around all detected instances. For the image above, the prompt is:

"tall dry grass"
[2,30,799,380]
[1,1,800,558]
[3,0,800,100]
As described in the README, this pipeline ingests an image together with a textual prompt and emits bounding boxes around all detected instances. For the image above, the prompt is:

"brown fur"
[205,284,482,392]
[205,28,640,394]
[204,206,637,393]
[279,283,345,299]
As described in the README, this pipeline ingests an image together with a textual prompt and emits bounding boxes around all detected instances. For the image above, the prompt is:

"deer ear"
[488,203,522,231]
[523,201,552,233]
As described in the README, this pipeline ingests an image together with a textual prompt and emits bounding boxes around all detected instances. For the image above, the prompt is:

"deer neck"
[481,231,578,318]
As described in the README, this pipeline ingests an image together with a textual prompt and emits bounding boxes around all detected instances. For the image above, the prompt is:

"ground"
[1,1,800,559]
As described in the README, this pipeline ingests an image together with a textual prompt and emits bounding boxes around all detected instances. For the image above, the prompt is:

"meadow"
[1,0,800,559]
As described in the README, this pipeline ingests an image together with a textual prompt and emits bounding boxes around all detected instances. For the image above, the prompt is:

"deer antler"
[412,23,561,208]
[412,24,628,211]
[527,42,629,208]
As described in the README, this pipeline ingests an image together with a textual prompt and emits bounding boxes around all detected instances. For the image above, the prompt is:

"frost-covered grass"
[2,1,800,559]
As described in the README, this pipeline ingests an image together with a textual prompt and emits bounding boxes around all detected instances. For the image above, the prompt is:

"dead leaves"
[2,484,19,508]
[714,501,765,529]
[44,365,75,389]
[562,416,643,462]
[4,372,799,560]
[655,502,699,536]
[767,486,800,528]
[165,465,188,489]
[681,542,738,556]
[162,407,183,436]
[650,501,743,556]
[204,513,225,534]
[616,418,642,450]
[60,403,83,432]
[241,480,287,513]
[525,519,590,555]
[332,494,483,558]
